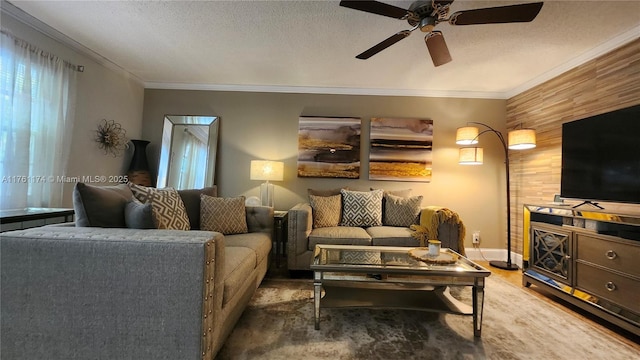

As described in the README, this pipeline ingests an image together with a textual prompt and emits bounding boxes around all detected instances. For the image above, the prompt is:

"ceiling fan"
[340,0,544,66]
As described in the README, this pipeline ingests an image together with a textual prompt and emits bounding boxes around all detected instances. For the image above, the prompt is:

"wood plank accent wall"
[506,38,640,255]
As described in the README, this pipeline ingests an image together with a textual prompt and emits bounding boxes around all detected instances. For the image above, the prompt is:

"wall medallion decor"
[94,119,127,157]
[369,117,433,182]
[297,116,361,179]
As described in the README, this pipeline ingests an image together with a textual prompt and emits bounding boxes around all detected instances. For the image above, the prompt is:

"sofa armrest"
[287,203,313,267]
[246,205,274,238]
[0,227,225,360]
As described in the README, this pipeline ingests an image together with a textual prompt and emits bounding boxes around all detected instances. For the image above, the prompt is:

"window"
[0,31,77,210]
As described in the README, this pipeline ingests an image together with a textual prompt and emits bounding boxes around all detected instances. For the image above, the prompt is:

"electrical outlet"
[472,231,480,244]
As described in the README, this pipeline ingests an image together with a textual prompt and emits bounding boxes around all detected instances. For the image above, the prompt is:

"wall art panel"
[369,117,433,182]
[297,116,361,178]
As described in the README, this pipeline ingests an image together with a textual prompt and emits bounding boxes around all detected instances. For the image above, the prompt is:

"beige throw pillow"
[309,194,341,228]
[200,195,248,235]
[128,183,191,230]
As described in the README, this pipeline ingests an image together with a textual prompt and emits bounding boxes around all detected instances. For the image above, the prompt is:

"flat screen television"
[560,104,640,205]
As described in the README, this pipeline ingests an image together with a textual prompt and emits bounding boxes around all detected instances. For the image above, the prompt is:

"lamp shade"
[459,147,483,165]
[508,129,536,150]
[456,126,479,145]
[250,160,284,181]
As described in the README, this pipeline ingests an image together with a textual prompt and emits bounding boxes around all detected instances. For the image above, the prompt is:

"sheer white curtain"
[0,31,77,210]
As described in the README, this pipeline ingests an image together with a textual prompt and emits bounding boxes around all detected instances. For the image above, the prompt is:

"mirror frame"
[157,115,219,189]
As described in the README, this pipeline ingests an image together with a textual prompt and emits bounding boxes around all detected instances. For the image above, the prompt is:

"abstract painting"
[298,116,361,178]
[369,117,433,182]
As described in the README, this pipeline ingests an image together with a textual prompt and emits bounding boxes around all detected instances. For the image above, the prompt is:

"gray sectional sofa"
[0,184,273,360]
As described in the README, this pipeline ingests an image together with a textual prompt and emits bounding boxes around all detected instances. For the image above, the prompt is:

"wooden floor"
[474,261,640,350]
[265,260,639,349]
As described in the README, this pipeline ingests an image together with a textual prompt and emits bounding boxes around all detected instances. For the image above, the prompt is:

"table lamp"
[250,160,284,208]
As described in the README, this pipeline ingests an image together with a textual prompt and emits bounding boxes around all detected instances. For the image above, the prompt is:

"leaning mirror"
[157,115,219,189]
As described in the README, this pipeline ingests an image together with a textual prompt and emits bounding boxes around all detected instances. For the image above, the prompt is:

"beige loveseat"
[0,184,272,360]
[287,189,465,271]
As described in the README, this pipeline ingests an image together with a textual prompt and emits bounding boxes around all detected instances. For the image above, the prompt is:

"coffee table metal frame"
[310,244,491,337]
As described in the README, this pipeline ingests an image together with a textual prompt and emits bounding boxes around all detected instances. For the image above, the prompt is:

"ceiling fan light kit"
[340,0,544,66]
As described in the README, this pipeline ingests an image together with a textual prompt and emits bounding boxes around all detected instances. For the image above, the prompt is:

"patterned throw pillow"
[200,195,248,235]
[128,183,191,230]
[384,194,423,227]
[309,194,341,228]
[340,189,383,227]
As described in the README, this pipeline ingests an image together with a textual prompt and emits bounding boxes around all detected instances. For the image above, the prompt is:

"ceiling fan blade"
[425,31,452,66]
[449,2,543,25]
[339,0,409,19]
[356,30,411,59]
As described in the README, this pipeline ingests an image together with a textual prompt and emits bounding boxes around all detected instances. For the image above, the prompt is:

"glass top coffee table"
[310,244,491,337]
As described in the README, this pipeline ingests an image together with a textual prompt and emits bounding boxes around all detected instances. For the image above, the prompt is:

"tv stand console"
[572,200,604,209]
[523,204,639,336]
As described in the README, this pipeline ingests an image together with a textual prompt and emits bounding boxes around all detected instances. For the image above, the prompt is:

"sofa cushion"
[129,183,191,230]
[367,226,421,247]
[309,194,341,228]
[124,198,155,229]
[73,182,133,228]
[223,246,256,306]
[200,195,248,235]
[340,189,383,227]
[177,187,217,229]
[225,232,272,266]
[308,226,372,250]
[383,194,423,227]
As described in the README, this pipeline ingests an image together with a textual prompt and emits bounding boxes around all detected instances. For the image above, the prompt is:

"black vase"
[127,139,152,186]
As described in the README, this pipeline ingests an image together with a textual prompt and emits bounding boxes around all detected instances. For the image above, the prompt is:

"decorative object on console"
[127,139,152,186]
[456,122,536,270]
[250,160,284,208]
[94,119,127,157]
[369,118,433,182]
[297,116,361,178]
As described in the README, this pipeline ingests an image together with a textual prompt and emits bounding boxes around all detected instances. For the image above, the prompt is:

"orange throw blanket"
[410,206,466,256]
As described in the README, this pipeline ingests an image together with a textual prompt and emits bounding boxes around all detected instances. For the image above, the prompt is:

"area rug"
[217,276,638,359]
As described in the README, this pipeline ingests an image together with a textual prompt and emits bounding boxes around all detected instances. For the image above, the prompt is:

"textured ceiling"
[5,0,640,98]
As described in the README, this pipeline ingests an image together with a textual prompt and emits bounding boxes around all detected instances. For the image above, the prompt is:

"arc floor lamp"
[456,122,536,270]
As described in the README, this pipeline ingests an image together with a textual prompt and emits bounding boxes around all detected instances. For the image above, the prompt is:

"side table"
[273,210,288,268]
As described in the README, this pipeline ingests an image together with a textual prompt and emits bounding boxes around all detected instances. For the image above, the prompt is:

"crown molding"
[504,26,640,99]
[143,82,505,99]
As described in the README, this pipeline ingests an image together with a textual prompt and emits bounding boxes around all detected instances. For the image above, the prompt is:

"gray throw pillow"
[124,198,155,229]
[340,189,383,227]
[73,182,133,227]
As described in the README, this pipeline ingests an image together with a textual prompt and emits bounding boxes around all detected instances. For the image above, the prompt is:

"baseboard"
[464,248,523,268]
